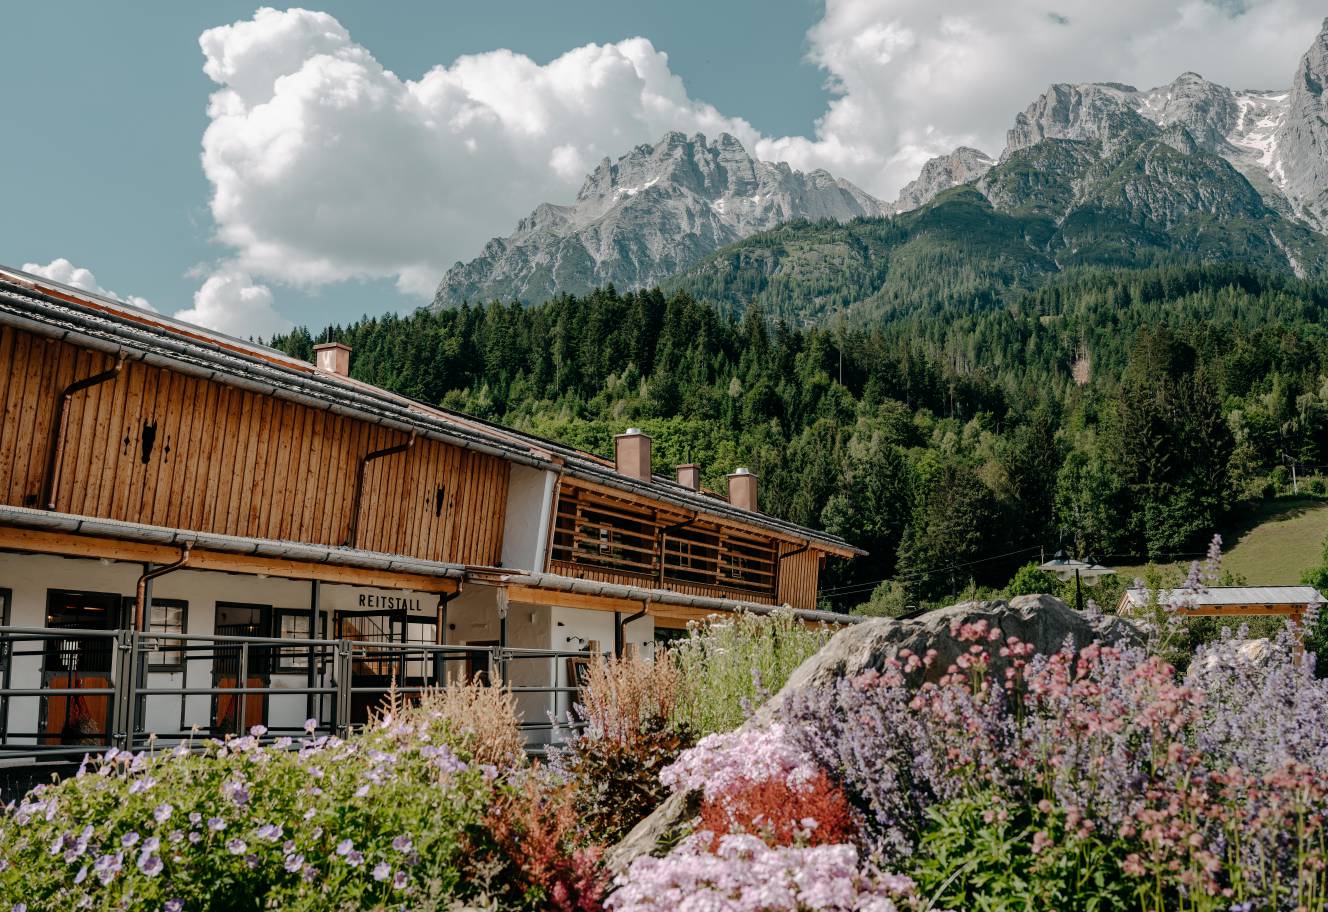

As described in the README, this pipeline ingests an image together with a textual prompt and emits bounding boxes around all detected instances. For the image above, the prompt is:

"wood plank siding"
[549,481,825,609]
[0,326,508,565]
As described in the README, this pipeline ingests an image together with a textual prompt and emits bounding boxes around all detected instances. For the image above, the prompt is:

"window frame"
[145,598,189,673]
[272,607,326,674]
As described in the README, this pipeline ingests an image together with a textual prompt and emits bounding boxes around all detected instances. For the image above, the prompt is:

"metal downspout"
[42,353,125,509]
[134,543,192,632]
[615,601,650,656]
[344,433,416,547]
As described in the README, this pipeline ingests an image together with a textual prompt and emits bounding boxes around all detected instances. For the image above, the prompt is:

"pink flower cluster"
[659,723,820,802]
[608,833,917,912]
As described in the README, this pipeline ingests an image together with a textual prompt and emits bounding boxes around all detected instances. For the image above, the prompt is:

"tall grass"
[670,608,831,735]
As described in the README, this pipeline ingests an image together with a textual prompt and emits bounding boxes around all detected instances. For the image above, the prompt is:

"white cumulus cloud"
[763,0,1327,197]
[195,1,1325,315]
[173,268,291,339]
[21,258,156,312]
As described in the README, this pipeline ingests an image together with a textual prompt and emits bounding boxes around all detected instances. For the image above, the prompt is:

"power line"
[817,544,1043,598]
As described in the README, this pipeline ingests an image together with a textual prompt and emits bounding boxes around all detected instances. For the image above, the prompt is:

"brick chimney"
[676,464,700,491]
[726,467,758,512]
[614,428,652,482]
[314,342,351,377]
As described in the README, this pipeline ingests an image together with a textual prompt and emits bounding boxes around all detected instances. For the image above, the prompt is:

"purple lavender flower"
[164,901,184,912]
[220,779,249,806]
[153,803,173,823]
[255,823,282,841]
[372,861,391,881]
[346,850,364,867]
[207,817,226,832]
[391,835,412,853]
[284,853,304,873]
[226,838,247,855]
[249,724,268,737]
[392,870,408,890]
[137,852,163,877]
[120,831,140,849]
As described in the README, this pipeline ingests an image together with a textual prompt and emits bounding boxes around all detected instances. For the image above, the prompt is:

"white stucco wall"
[0,553,452,745]
[500,465,554,571]
[0,551,656,752]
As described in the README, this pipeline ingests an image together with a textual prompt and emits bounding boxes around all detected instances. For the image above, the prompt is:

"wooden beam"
[1176,604,1308,618]
[506,584,646,614]
[0,524,459,593]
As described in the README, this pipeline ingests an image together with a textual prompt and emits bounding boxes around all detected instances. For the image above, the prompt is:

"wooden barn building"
[0,265,859,775]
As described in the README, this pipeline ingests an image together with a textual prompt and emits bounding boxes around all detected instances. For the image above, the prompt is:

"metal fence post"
[109,630,129,751]
[335,639,353,738]
[236,642,249,736]
[122,630,141,751]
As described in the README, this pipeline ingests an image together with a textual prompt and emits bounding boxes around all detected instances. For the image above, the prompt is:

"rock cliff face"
[893,147,994,213]
[431,132,887,308]
[1278,19,1328,229]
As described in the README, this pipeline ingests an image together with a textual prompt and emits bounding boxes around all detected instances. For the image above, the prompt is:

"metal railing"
[0,626,601,764]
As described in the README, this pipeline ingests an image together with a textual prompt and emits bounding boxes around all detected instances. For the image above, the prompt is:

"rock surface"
[893,146,994,212]
[606,595,1142,874]
[431,132,887,308]
[750,594,1142,725]
[1278,18,1328,230]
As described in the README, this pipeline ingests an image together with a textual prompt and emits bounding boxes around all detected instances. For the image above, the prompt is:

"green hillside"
[669,145,1328,328]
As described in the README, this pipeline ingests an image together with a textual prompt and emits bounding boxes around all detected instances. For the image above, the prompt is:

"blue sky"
[2,1,1323,337]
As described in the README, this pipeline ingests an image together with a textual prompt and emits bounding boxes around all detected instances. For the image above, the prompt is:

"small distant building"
[1117,585,1326,621]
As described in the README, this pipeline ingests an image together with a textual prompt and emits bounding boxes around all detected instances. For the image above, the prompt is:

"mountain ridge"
[431,131,887,309]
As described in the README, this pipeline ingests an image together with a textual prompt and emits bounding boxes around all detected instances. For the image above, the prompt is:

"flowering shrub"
[0,686,602,911]
[671,608,830,735]
[481,770,606,912]
[607,833,919,912]
[782,617,1328,910]
[556,653,695,843]
[661,722,856,848]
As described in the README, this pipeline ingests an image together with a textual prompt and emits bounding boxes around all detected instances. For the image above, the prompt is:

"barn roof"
[0,264,862,557]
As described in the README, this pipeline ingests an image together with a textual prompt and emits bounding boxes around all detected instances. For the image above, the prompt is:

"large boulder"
[751,593,1142,725]
[606,594,1142,874]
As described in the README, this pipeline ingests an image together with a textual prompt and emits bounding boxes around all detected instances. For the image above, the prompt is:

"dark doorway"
[41,590,121,745]
[212,603,270,736]
[336,610,439,723]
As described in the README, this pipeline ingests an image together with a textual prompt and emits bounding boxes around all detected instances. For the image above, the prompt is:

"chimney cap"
[314,341,351,352]
[620,427,645,436]
[728,466,756,477]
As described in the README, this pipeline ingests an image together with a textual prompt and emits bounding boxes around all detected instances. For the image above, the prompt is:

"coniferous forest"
[270,264,1328,611]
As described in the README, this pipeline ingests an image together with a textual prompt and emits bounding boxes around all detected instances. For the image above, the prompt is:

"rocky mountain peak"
[1003,83,1154,160]
[433,132,887,309]
[1137,71,1237,151]
[893,146,995,212]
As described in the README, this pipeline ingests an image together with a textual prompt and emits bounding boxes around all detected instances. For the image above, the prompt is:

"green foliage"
[267,262,1328,613]
[913,791,1137,912]
[1003,562,1061,598]
[670,609,831,735]
[0,690,553,911]
[853,580,913,618]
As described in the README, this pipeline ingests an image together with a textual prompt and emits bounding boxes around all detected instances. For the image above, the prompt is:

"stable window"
[146,599,188,672]
[273,609,325,674]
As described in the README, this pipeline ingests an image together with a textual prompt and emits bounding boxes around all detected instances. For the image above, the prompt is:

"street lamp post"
[1038,550,1116,612]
